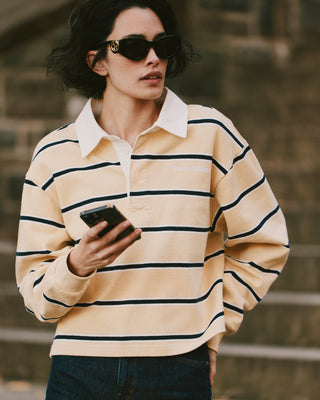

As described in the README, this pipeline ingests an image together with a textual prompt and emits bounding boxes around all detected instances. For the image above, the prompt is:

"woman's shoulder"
[187,103,248,151]
[187,103,233,127]
[25,122,79,186]
[31,122,78,163]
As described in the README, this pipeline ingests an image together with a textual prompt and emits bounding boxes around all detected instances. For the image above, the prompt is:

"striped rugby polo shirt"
[16,88,289,357]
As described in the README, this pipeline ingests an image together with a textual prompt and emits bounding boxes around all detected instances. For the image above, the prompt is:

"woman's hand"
[208,348,217,387]
[67,220,142,277]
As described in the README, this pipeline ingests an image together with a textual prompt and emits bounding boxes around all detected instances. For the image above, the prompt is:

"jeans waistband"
[181,343,208,359]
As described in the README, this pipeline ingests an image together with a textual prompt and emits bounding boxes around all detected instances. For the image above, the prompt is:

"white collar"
[75,88,188,158]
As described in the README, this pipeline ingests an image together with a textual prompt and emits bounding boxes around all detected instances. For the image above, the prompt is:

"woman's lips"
[141,71,162,81]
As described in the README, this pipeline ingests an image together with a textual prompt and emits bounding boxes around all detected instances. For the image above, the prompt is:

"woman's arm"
[207,144,289,352]
[16,176,141,323]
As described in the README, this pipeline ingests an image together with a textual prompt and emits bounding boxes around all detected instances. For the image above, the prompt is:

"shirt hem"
[49,320,226,358]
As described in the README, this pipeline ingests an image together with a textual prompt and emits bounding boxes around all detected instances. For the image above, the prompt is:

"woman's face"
[99,7,169,103]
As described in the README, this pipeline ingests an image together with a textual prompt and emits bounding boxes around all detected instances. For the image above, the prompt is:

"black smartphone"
[80,204,140,240]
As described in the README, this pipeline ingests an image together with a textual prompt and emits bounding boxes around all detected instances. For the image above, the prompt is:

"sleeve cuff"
[207,331,225,353]
[54,253,95,295]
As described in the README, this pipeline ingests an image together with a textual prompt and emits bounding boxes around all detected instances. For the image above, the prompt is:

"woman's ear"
[86,50,108,76]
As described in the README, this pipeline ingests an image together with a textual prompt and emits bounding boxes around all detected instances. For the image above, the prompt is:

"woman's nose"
[145,47,160,65]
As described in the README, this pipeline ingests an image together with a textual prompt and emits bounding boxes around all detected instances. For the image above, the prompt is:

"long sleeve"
[15,156,93,323]
[15,98,290,358]
[207,137,289,352]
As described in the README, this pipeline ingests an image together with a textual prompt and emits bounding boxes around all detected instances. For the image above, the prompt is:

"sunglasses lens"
[155,36,180,59]
[120,38,149,61]
[117,36,180,61]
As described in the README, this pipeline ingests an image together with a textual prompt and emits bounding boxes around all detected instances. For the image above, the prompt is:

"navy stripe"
[54,162,121,176]
[16,250,52,257]
[211,175,266,231]
[42,177,54,191]
[24,179,37,187]
[98,262,204,273]
[41,316,61,321]
[225,255,280,276]
[54,311,224,342]
[130,190,214,198]
[211,209,223,232]
[20,215,65,229]
[204,249,224,262]
[76,279,223,308]
[228,205,280,240]
[42,162,121,191]
[25,306,58,321]
[212,159,228,175]
[57,123,72,131]
[131,153,227,174]
[33,274,45,288]
[188,119,244,148]
[43,293,73,308]
[44,279,222,310]
[26,303,61,321]
[223,302,244,315]
[233,145,251,165]
[61,193,128,214]
[225,270,261,302]
[131,154,213,161]
[142,226,212,233]
[248,261,280,276]
[25,306,35,315]
[32,139,79,161]
[234,175,266,209]
[223,175,266,213]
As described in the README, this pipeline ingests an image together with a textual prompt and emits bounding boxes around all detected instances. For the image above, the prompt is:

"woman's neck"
[97,89,162,147]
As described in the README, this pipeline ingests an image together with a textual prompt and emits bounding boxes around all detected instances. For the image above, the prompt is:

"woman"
[16,0,289,399]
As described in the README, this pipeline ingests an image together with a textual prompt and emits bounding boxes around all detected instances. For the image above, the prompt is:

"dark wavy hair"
[47,0,195,99]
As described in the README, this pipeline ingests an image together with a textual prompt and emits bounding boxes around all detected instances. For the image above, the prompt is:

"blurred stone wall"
[0,23,83,242]
[0,0,319,244]
[1,2,320,397]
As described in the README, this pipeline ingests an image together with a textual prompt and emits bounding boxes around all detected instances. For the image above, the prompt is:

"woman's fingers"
[208,349,217,387]
[68,220,142,277]
[85,221,108,242]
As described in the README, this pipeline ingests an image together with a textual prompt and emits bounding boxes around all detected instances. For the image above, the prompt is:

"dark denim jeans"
[46,344,211,400]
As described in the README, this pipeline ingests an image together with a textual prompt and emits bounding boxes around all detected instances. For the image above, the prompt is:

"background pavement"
[0,381,46,400]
